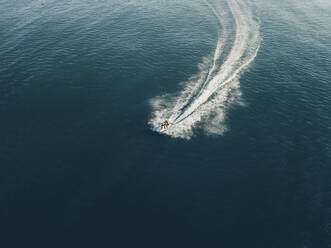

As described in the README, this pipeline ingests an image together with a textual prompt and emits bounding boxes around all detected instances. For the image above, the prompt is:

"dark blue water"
[1,0,330,247]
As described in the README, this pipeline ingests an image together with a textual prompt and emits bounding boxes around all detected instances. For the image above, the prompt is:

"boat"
[152,120,170,133]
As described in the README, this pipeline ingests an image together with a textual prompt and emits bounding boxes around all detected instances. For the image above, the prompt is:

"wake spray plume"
[149,0,261,139]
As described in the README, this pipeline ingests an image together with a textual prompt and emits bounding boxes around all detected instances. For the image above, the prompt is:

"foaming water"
[149,0,261,139]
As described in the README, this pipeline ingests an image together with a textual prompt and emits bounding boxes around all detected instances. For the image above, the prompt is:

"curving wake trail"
[149,0,261,139]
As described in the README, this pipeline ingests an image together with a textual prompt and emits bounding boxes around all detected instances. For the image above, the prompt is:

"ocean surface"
[1,0,331,247]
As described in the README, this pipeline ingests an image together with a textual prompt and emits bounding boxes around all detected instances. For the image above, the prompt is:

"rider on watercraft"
[161,120,169,129]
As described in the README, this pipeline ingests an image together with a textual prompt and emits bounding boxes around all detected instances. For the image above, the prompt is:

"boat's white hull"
[151,125,167,133]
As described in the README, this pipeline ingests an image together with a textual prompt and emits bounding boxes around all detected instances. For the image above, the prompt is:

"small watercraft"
[152,120,170,133]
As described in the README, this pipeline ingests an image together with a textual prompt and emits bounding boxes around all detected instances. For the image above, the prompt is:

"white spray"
[149,0,261,139]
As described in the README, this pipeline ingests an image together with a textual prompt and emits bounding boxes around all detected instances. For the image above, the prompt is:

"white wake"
[149,0,261,139]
